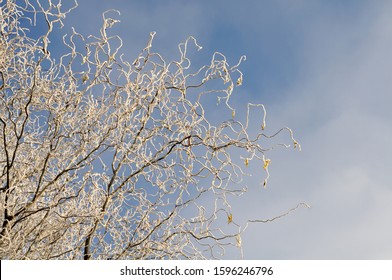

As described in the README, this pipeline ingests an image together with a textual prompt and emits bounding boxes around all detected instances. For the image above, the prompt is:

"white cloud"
[234,1,392,259]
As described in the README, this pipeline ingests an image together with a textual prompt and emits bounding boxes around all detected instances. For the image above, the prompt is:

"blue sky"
[55,1,392,259]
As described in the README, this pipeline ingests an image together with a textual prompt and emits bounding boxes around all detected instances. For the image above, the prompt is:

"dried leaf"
[263,159,271,170]
[82,73,89,83]
[236,76,242,86]
[227,213,233,224]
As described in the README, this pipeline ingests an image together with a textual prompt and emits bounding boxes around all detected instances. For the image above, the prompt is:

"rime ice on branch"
[0,0,302,259]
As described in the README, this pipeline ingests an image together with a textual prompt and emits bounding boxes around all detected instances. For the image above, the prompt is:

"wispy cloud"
[235,1,392,259]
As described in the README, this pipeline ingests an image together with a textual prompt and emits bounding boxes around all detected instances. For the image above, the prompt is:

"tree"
[0,0,304,259]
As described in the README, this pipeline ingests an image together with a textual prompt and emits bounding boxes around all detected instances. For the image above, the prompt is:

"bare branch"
[0,0,305,259]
